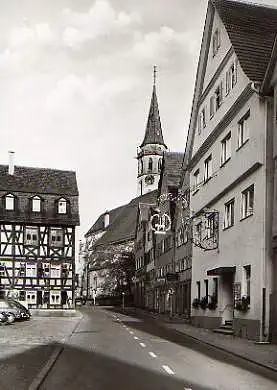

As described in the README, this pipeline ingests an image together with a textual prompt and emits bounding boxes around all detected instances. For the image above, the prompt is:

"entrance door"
[221,273,234,324]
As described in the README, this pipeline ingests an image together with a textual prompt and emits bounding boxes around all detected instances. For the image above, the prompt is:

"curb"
[131,308,277,374]
[27,313,83,390]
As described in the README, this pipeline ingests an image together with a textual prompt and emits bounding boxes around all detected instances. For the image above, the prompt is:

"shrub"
[199,296,208,310]
[192,298,200,309]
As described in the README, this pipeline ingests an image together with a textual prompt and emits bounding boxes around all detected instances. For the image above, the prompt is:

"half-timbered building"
[0,157,79,309]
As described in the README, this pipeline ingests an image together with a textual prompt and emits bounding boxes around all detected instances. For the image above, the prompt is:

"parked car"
[0,299,31,321]
[0,311,11,325]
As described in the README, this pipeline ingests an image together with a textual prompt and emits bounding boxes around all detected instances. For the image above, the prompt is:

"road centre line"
[129,331,134,334]
[149,352,157,358]
[162,365,175,375]
[134,336,139,340]
[139,342,146,348]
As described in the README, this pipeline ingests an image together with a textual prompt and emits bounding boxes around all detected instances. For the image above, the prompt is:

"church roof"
[140,85,167,148]
[93,190,158,247]
[213,0,277,84]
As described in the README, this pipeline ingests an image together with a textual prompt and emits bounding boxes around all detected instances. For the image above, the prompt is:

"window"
[51,266,60,278]
[196,281,201,300]
[213,278,218,302]
[226,62,237,95]
[32,196,41,212]
[50,228,63,247]
[141,160,144,174]
[193,169,200,192]
[212,28,220,56]
[158,158,162,172]
[244,265,251,302]
[25,227,39,246]
[206,214,216,239]
[204,155,212,182]
[58,198,67,214]
[210,95,215,118]
[198,107,206,134]
[215,82,223,111]
[5,194,14,210]
[26,265,36,278]
[221,132,231,165]
[224,199,235,229]
[238,112,250,149]
[241,185,254,219]
[148,158,153,171]
[195,221,202,241]
[204,279,209,299]
[177,226,188,247]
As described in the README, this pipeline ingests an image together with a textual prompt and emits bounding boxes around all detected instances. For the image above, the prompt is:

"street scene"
[2,0,277,388]
[1,306,277,389]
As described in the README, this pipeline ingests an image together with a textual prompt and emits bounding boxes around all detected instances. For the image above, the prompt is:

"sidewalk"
[130,307,277,373]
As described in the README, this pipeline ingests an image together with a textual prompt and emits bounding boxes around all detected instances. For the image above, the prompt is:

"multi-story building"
[0,153,79,309]
[185,0,277,341]
[152,152,183,315]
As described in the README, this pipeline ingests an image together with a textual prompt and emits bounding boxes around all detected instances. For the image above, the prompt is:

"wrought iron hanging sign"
[150,212,171,235]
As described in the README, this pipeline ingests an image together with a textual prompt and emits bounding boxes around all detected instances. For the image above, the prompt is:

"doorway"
[221,273,234,325]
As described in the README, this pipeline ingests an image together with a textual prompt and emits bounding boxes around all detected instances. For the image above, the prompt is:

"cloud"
[61,0,141,48]
[10,22,55,47]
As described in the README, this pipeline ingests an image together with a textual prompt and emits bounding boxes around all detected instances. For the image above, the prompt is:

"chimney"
[104,211,110,228]
[8,151,15,175]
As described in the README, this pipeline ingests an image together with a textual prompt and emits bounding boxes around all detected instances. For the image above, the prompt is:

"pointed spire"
[140,66,167,148]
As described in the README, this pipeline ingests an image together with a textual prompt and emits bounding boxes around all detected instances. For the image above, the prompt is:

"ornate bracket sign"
[150,212,171,235]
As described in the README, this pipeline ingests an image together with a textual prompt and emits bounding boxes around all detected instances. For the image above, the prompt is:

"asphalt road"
[38,306,277,390]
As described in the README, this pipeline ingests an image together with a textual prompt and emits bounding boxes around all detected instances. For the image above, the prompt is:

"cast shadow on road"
[105,306,277,384]
[0,341,214,390]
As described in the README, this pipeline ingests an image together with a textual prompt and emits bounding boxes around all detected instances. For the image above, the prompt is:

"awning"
[207,266,236,276]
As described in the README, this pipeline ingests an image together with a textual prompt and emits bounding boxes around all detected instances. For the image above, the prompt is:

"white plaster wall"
[192,53,250,156]
[190,94,269,325]
[202,10,232,92]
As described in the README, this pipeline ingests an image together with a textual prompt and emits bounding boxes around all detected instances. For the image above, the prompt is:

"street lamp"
[122,292,125,310]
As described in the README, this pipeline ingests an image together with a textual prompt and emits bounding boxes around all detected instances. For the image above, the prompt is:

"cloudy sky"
[0,0,275,242]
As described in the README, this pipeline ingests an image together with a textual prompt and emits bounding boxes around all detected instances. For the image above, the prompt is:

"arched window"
[58,198,67,214]
[5,194,14,211]
[148,158,153,171]
[32,196,41,212]
[158,158,163,172]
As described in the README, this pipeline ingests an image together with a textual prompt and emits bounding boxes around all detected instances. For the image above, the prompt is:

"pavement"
[120,307,277,373]
[0,312,82,390]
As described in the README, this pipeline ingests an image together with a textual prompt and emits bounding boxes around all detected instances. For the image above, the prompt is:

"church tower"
[137,67,167,196]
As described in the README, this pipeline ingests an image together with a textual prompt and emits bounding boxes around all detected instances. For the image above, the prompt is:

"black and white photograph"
[1,0,277,389]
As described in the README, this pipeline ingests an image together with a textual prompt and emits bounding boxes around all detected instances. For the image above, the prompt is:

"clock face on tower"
[145,175,154,185]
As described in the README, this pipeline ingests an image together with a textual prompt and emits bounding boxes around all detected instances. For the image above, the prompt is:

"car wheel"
[6,312,16,324]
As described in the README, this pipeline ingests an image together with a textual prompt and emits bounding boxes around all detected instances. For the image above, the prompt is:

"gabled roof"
[160,152,184,189]
[0,165,78,196]
[85,204,126,237]
[140,85,167,148]
[213,0,277,84]
[93,190,158,248]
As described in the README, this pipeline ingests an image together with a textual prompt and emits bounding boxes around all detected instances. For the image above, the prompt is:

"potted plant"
[199,296,208,310]
[207,294,217,310]
[192,297,200,309]
[235,295,250,312]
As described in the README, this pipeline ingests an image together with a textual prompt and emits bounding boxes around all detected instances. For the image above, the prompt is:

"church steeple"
[140,66,167,148]
[137,66,168,196]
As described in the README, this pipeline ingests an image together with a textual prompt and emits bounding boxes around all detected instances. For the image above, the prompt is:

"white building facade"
[186,0,277,341]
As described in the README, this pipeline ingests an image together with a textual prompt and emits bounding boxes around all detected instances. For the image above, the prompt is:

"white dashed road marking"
[129,331,134,334]
[134,336,139,340]
[162,365,175,375]
[184,388,192,390]
[139,342,146,348]
[149,352,157,358]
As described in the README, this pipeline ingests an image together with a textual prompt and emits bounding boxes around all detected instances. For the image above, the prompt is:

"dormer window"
[32,196,41,212]
[148,158,153,171]
[58,198,67,214]
[5,194,14,210]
